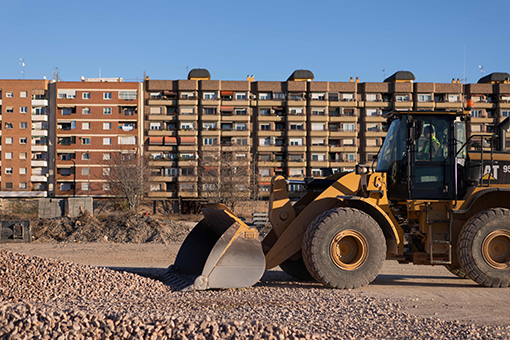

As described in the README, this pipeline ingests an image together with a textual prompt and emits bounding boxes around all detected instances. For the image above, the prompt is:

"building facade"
[1,70,509,203]
[0,79,50,197]
[50,78,143,197]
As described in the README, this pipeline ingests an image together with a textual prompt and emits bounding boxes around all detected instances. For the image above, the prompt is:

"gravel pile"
[2,250,509,339]
[31,213,192,244]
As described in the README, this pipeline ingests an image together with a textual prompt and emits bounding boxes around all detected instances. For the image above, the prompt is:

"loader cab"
[376,112,467,201]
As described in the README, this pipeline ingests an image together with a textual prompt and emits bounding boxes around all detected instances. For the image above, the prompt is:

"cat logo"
[483,165,500,180]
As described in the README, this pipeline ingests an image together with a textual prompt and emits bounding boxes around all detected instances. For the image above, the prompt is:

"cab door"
[410,116,454,199]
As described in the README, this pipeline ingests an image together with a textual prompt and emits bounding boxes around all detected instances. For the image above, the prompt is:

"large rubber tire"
[279,256,315,282]
[302,207,386,289]
[444,264,469,279]
[458,208,510,288]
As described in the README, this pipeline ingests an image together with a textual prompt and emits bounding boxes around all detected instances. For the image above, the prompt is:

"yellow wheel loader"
[166,110,510,291]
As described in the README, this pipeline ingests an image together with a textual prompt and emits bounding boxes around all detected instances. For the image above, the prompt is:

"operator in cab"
[417,125,440,160]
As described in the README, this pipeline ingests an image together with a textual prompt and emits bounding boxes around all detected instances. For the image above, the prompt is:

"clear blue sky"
[1,0,508,83]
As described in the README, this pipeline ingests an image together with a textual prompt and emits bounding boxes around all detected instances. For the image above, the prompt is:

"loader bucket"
[165,203,265,291]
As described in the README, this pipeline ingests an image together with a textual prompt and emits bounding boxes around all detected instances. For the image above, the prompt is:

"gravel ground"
[1,249,509,339]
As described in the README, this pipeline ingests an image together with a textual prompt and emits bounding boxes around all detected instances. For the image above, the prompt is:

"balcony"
[32,114,48,122]
[32,99,48,106]
[31,160,48,167]
[148,191,178,198]
[31,145,48,152]
[31,175,48,182]
[31,130,48,136]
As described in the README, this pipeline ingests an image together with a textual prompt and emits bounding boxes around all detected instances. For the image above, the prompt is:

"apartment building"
[0,79,50,197]
[144,69,510,204]
[50,78,143,197]
[1,70,509,203]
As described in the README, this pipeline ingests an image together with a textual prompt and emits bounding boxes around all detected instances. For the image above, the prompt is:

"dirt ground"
[1,241,509,328]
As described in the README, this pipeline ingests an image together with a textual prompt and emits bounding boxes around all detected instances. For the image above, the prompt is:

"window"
[118,136,136,145]
[366,139,378,147]
[119,91,137,100]
[81,183,89,191]
[396,94,410,102]
[82,107,90,115]
[203,138,217,145]
[6,137,13,144]
[5,168,13,174]
[19,137,27,144]
[448,94,460,103]
[312,154,326,161]
[149,122,161,130]
[103,122,112,130]
[203,92,217,100]
[82,153,90,160]
[365,94,377,102]
[236,138,248,146]
[33,107,46,114]
[82,122,90,130]
[5,182,13,190]
[471,110,482,118]
[346,154,356,162]
[235,92,247,100]
[60,183,72,191]
[418,94,432,102]
[82,138,91,145]
[103,92,112,100]
[367,124,380,132]
[5,152,13,159]
[311,93,325,100]
[19,152,27,159]
[62,108,73,115]
[312,123,326,131]
[20,107,28,113]
[235,123,247,131]
[6,107,13,113]
[5,123,13,129]
[290,123,304,130]
[103,153,111,160]
[6,91,13,98]
[259,93,271,100]
[103,138,111,145]
[103,168,110,176]
[289,168,304,177]
[289,107,304,115]
[311,108,326,116]
[289,138,303,146]
[342,93,354,101]
[19,167,27,175]
[20,91,27,98]
[82,92,90,99]
[57,90,76,99]
[235,108,247,115]
[366,109,379,117]
[274,92,285,99]
[203,107,217,115]
[19,183,27,190]
[103,107,112,115]
[20,122,27,129]
[342,123,355,131]
[502,110,510,117]
[312,138,326,146]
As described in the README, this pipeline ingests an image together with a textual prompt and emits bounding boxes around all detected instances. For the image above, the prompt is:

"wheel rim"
[482,230,510,270]
[330,230,369,270]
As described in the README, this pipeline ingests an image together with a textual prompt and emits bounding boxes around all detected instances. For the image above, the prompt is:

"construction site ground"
[2,240,509,327]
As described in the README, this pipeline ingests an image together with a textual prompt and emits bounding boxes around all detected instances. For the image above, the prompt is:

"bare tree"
[198,143,252,210]
[102,149,152,211]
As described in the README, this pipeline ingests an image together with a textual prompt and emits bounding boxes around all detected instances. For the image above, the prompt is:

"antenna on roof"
[382,67,386,80]
[19,58,25,79]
